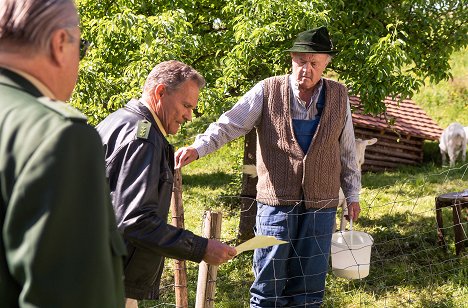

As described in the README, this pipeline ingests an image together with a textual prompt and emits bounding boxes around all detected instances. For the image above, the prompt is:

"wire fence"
[140,163,468,307]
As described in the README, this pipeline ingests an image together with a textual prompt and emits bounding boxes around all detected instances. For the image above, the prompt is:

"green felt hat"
[285,26,338,54]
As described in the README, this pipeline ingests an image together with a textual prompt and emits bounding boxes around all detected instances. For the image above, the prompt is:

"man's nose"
[184,110,193,122]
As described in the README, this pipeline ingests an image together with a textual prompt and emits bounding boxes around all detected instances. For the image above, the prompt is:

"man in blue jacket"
[97,60,237,306]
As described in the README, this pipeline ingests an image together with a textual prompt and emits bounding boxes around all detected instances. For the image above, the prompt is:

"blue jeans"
[250,202,336,307]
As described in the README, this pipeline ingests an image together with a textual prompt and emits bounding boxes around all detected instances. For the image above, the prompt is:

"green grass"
[139,49,468,307]
[140,154,468,308]
[413,47,468,128]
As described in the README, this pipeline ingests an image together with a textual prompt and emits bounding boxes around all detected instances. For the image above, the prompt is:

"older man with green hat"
[175,26,361,307]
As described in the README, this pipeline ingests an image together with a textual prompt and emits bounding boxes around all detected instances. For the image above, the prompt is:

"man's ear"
[49,29,68,66]
[154,84,165,100]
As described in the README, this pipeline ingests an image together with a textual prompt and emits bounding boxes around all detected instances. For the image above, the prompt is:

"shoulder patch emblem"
[36,97,87,122]
[137,120,151,139]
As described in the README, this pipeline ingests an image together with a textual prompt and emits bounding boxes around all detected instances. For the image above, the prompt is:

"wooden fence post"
[170,168,188,308]
[195,211,222,308]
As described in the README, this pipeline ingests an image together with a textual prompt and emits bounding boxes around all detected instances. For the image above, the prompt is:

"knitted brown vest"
[256,75,348,208]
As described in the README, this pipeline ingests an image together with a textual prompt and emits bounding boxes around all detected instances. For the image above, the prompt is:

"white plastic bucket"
[331,230,374,279]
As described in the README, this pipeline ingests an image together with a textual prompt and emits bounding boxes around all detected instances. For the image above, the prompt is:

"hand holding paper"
[235,235,288,256]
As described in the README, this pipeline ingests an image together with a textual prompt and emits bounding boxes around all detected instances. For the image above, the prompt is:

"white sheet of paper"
[235,235,288,256]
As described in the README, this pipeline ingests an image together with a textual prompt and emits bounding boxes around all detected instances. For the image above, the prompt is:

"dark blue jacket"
[97,99,208,300]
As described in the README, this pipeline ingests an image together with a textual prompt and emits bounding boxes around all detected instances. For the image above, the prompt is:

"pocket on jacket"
[160,168,173,185]
[158,169,174,210]
[124,247,164,284]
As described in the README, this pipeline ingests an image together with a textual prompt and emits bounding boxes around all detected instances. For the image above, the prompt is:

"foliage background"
[73,0,467,125]
[71,1,468,306]
[413,48,468,128]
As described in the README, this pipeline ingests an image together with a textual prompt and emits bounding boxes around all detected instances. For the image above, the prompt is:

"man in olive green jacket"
[0,0,125,307]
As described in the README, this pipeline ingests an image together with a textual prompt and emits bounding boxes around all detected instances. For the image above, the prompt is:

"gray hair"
[0,0,78,53]
[143,60,206,95]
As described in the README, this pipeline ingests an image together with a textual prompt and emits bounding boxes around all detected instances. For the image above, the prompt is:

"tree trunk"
[238,129,258,241]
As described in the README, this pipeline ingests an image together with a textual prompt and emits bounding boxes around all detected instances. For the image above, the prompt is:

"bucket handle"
[332,232,374,249]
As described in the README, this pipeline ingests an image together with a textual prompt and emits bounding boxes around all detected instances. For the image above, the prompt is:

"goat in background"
[338,138,377,231]
[439,122,466,167]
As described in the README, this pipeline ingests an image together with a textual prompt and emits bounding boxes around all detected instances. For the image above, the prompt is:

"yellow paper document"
[235,235,288,256]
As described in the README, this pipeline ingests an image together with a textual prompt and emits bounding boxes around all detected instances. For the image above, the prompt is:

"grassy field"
[413,47,468,128]
[140,48,468,307]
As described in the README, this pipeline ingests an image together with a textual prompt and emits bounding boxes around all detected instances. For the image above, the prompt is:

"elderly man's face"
[291,52,330,91]
[155,79,199,135]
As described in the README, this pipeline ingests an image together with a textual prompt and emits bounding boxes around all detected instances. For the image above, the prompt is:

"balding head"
[0,0,81,101]
[0,0,78,55]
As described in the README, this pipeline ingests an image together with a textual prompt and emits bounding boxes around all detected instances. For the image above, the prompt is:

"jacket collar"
[0,67,43,98]
[125,98,166,138]
[139,99,167,136]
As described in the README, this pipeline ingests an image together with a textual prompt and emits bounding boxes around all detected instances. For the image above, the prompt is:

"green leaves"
[73,3,195,125]
[331,0,467,114]
[72,0,468,126]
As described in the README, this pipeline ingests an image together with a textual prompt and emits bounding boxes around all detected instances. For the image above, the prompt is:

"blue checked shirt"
[193,76,361,203]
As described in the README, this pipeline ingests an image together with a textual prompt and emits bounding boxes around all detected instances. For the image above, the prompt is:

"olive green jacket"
[0,68,126,307]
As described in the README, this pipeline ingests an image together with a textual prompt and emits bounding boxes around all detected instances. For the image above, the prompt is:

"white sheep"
[439,122,466,167]
[338,138,377,231]
[465,126,468,145]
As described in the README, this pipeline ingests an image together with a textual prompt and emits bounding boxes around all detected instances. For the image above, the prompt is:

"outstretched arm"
[175,81,264,169]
